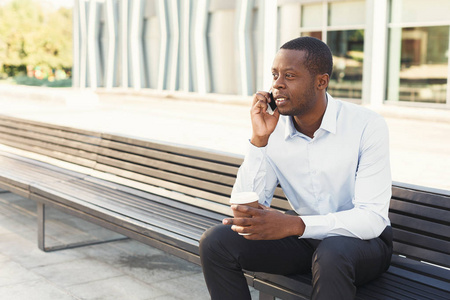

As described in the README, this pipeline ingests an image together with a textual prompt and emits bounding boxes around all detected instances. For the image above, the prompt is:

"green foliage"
[0,0,72,82]
[13,75,72,87]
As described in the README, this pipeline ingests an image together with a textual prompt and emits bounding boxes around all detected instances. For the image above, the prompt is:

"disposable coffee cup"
[229,192,260,218]
[230,192,260,236]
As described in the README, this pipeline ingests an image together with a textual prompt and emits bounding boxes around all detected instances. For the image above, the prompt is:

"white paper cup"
[230,192,259,235]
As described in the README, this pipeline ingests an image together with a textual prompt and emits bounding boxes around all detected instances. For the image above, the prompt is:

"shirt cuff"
[300,214,335,240]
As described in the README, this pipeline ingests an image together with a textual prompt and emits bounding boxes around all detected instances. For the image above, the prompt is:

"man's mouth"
[276,97,287,105]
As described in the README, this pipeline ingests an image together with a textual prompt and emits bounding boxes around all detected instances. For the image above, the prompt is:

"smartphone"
[266,92,277,115]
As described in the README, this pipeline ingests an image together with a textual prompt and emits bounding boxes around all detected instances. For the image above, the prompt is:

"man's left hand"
[223,205,306,240]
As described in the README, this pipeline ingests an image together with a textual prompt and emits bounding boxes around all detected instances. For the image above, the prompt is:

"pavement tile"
[66,274,166,300]
[0,260,41,286]
[0,279,77,300]
[31,258,124,287]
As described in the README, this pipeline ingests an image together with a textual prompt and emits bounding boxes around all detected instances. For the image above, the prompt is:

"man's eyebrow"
[272,67,297,72]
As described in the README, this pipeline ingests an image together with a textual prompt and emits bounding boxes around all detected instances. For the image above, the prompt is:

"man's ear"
[317,74,330,90]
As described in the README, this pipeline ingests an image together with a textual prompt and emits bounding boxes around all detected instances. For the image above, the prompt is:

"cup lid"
[230,192,259,204]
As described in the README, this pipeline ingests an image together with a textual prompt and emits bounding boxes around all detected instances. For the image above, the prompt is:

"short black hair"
[280,37,333,78]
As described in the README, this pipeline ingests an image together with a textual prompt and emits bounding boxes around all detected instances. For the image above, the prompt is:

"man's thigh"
[312,230,392,286]
[205,224,316,275]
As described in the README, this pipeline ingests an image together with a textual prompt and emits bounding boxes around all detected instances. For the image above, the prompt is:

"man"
[199,37,393,300]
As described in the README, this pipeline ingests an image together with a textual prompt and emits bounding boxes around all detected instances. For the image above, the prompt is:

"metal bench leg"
[37,202,46,251]
[37,202,128,252]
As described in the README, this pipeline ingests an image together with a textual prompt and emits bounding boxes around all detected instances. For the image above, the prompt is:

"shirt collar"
[284,93,337,140]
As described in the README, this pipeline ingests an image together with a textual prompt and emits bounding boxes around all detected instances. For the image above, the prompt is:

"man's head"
[280,37,333,78]
[271,37,332,120]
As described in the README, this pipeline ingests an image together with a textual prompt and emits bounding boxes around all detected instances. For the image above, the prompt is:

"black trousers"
[199,224,392,300]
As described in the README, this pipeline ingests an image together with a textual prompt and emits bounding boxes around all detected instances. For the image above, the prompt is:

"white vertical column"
[87,0,101,88]
[156,0,168,90]
[79,0,88,88]
[236,0,254,96]
[130,0,146,90]
[72,0,80,87]
[167,0,180,91]
[120,0,129,88]
[105,0,117,89]
[180,0,191,92]
[362,0,388,106]
[192,0,210,94]
[261,0,277,90]
[387,0,402,102]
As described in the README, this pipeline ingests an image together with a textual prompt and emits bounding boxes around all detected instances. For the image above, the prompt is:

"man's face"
[271,49,318,117]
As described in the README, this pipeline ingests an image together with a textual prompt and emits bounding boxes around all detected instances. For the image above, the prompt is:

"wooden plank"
[387,265,450,292]
[96,156,233,196]
[101,133,244,166]
[389,212,448,239]
[74,178,222,228]
[0,130,99,157]
[392,184,450,209]
[83,176,228,221]
[392,242,449,267]
[46,179,217,235]
[390,198,449,223]
[94,163,232,204]
[99,139,239,176]
[390,253,450,280]
[0,139,97,168]
[96,152,236,186]
[0,116,101,141]
[382,272,450,299]
[393,228,450,256]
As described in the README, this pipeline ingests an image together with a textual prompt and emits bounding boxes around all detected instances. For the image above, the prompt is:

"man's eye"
[272,73,279,79]
[286,74,294,78]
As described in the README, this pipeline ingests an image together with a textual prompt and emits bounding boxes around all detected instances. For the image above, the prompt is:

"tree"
[0,0,72,78]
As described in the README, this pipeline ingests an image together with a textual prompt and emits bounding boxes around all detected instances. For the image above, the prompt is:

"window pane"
[301,31,322,40]
[387,26,449,103]
[301,3,322,28]
[327,30,364,99]
[328,1,365,27]
[390,0,450,24]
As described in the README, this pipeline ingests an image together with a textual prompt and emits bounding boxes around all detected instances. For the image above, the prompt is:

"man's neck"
[293,94,328,138]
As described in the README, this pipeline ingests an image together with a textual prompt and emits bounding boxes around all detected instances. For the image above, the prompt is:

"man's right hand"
[250,91,280,147]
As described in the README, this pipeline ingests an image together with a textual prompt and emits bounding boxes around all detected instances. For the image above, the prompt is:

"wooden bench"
[0,114,448,299]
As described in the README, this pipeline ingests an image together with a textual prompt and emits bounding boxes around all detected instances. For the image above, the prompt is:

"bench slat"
[392,184,450,210]
[99,139,240,176]
[96,152,236,186]
[389,212,448,239]
[0,116,101,141]
[94,163,231,204]
[390,198,449,224]
[101,133,243,166]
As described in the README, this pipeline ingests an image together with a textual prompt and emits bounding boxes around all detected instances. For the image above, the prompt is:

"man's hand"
[223,205,305,240]
[250,91,280,147]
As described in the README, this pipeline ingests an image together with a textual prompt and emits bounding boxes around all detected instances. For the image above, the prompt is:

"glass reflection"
[327,30,364,99]
[388,26,449,103]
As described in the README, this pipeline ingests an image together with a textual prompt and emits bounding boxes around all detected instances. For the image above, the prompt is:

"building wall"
[73,0,450,107]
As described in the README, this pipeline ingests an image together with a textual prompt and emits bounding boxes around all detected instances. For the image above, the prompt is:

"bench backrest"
[390,183,450,268]
[0,115,448,268]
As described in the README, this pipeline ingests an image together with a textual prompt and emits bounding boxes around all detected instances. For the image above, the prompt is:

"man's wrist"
[250,135,269,147]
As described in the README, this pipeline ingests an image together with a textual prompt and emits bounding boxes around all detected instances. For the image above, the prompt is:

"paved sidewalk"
[0,190,260,299]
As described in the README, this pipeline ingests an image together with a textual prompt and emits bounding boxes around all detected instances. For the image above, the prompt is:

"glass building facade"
[73,0,450,108]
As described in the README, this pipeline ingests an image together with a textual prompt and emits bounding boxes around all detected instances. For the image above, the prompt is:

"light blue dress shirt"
[232,94,392,240]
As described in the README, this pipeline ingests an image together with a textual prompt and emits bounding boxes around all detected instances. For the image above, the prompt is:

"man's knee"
[199,224,235,259]
[312,237,355,281]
